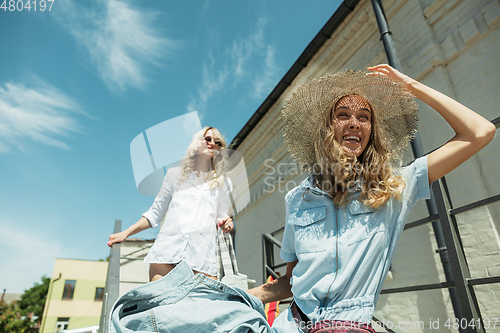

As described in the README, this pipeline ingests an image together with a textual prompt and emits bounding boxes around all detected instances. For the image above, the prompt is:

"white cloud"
[230,18,266,82]
[0,78,85,152]
[55,0,178,93]
[188,17,280,115]
[187,52,229,116]
[252,45,279,98]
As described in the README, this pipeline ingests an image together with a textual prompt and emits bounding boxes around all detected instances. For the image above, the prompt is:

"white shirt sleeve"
[142,168,176,228]
[217,177,233,219]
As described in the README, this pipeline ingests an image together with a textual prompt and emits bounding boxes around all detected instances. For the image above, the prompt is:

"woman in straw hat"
[247,64,495,332]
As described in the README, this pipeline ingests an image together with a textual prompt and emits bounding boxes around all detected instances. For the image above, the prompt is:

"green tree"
[0,276,50,333]
[0,300,33,333]
[18,276,50,321]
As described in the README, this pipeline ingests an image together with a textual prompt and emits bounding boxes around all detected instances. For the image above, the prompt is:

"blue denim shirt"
[280,156,430,323]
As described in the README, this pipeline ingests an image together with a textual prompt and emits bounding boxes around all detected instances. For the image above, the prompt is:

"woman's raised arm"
[368,64,495,184]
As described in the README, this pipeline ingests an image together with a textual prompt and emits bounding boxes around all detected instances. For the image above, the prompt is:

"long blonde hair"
[313,95,405,209]
[178,126,228,188]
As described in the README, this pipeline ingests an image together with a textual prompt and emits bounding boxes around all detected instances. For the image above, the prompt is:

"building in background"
[0,291,22,305]
[230,0,500,330]
[40,259,108,333]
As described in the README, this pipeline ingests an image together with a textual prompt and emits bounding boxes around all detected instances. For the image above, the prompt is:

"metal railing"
[98,220,122,333]
[262,118,500,333]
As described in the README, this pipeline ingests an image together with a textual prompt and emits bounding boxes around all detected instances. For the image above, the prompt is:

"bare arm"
[108,216,152,247]
[369,65,495,183]
[246,260,297,303]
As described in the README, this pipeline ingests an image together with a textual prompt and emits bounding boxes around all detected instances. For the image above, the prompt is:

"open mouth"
[343,135,361,143]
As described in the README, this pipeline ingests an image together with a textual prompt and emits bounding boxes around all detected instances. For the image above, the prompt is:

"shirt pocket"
[289,206,330,254]
[346,201,385,246]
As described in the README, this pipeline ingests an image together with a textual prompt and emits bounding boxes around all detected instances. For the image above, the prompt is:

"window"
[95,287,104,301]
[55,317,69,332]
[62,280,76,300]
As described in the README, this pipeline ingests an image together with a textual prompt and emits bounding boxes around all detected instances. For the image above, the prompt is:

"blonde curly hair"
[178,127,228,188]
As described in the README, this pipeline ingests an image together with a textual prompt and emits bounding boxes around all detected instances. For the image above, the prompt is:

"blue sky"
[0,0,341,293]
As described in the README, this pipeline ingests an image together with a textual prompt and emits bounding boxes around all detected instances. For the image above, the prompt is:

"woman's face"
[332,95,372,157]
[198,129,221,156]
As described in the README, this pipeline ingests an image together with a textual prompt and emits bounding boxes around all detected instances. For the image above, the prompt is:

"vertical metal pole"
[262,236,267,284]
[266,236,275,277]
[262,235,277,283]
[432,183,485,333]
[370,1,482,331]
[99,220,121,333]
[370,0,402,70]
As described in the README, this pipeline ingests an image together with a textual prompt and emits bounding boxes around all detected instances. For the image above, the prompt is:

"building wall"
[40,259,108,333]
[118,239,152,296]
[233,0,500,331]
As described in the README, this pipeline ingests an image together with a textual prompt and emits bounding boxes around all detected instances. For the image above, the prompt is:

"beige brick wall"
[234,0,500,331]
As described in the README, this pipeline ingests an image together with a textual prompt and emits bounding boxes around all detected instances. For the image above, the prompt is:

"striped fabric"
[216,227,239,280]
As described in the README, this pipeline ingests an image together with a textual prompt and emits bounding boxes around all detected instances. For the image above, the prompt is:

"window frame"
[55,317,69,332]
[61,280,76,300]
[94,287,104,301]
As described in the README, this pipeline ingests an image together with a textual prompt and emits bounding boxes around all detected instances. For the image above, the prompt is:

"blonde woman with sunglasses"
[108,127,234,282]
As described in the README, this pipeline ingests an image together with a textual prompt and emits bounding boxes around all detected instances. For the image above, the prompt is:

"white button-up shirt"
[143,167,232,276]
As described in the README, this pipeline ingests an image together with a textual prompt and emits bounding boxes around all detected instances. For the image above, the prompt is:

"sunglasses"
[203,136,222,147]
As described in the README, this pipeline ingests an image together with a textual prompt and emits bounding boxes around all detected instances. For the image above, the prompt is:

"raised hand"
[368,64,415,86]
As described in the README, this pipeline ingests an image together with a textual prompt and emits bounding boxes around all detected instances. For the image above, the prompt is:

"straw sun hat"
[281,70,419,168]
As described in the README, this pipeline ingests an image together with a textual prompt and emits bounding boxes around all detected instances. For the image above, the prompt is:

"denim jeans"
[110,260,271,333]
